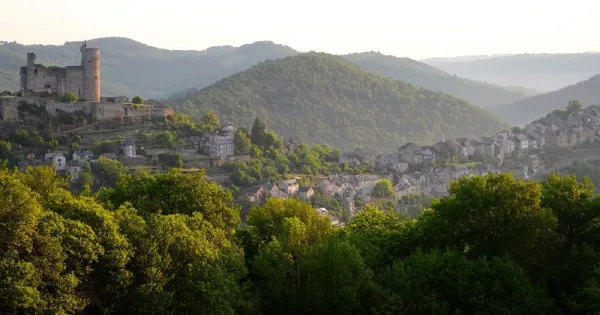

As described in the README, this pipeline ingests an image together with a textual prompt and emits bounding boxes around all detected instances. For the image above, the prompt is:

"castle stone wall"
[0,97,19,121]
[124,104,151,119]
[92,102,124,121]
[64,66,84,98]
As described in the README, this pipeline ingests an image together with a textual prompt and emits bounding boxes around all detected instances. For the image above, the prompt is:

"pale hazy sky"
[2,0,599,59]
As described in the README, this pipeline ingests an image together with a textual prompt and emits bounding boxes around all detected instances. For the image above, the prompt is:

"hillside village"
[2,45,600,225]
[212,101,600,221]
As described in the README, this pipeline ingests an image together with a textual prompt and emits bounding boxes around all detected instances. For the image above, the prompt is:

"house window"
[34,69,38,75]
[44,84,51,88]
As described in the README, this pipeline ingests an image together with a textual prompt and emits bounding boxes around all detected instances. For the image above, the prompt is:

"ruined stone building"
[0,43,174,123]
[20,42,100,101]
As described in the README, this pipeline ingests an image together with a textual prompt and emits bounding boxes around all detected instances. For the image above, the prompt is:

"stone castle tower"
[80,41,101,102]
[20,41,101,101]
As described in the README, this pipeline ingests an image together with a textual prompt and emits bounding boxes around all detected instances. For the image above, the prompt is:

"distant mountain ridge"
[345,52,537,108]
[0,37,534,108]
[489,74,600,126]
[170,52,509,150]
[0,69,18,91]
[424,53,600,91]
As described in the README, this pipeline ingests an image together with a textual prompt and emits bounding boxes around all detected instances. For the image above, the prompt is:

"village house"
[298,186,315,200]
[339,152,361,166]
[354,148,378,166]
[200,128,234,157]
[376,153,397,169]
[122,138,136,157]
[243,185,265,202]
[547,130,568,148]
[333,182,346,196]
[568,131,579,147]
[526,155,540,173]
[389,158,409,173]
[434,140,461,162]
[328,175,354,196]
[72,150,94,164]
[421,146,436,164]
[528,136,539,150]
[317,179,334,195]
[483,138,496,158]
[278,179,299,196]
[67,162,83,183]
[514,134,529,152]
[394,178,421,200]
[398,143,423,163]
[351,175,380,195]
[455,138,471,161]
[493,142,505,159]
[467,140,479,159]
[473,140,485,159]
[526,129,546,149]
[44,152,66,171]
[264,183,288,199]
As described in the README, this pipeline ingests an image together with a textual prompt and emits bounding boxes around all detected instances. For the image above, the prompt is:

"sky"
[1,0,599,59]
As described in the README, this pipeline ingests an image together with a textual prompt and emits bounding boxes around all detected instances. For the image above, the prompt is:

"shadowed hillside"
[346,52,537,108]
[490,75,600,125]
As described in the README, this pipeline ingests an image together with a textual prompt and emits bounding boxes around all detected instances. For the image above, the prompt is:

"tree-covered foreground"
[3,165,600,314]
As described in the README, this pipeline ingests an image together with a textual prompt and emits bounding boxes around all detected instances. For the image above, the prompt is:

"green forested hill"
[0,38,298,98]
[490,74,600,125]
[171,53,509,150]
[345,52,537,108]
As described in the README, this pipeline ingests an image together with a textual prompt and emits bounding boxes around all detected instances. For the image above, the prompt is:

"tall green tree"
[200,112,220,132]
[102,169,240,231]
[376,250,557,314]
[234,127,252,155]
[540,173,600,312]
[373,178,394,197]
[420,174,557,267]
[250,118,267,147]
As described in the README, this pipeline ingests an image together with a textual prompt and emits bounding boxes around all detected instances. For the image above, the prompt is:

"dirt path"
[56,122,98,135]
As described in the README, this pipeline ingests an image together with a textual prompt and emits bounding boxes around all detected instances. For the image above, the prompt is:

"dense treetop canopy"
[3,162,600,314]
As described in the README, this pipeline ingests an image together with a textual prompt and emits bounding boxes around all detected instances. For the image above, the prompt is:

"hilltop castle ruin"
[20,41,101,101]
[0,42,174,122]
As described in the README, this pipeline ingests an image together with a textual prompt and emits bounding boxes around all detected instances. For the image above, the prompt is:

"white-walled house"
[44,152,66,171]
